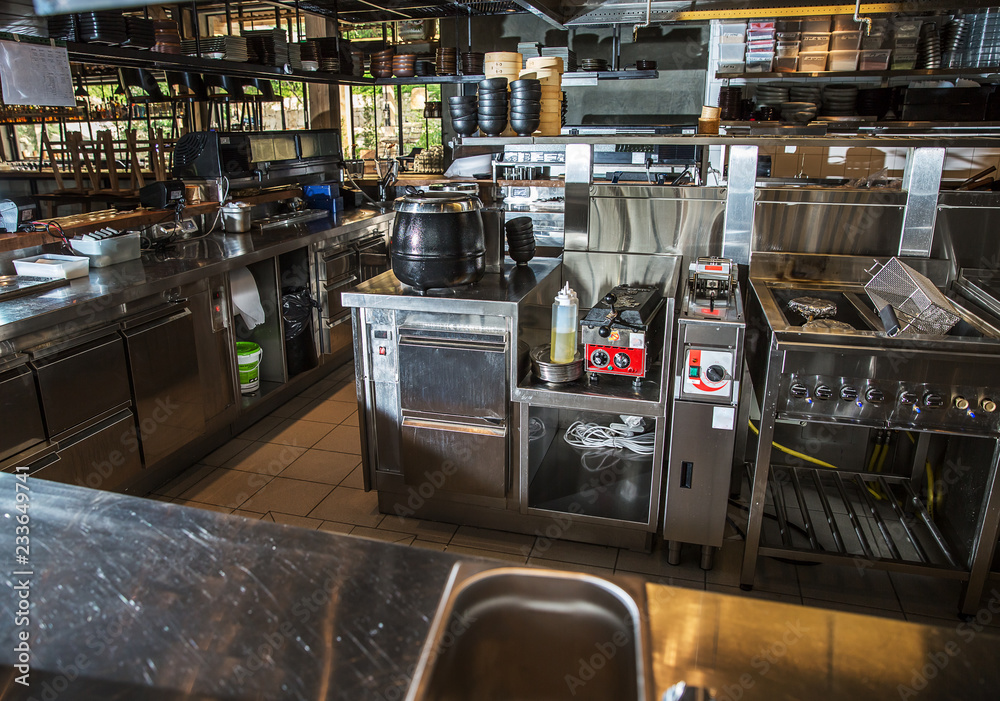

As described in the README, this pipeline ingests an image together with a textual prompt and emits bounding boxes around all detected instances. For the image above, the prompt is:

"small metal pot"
[221,202,252,233]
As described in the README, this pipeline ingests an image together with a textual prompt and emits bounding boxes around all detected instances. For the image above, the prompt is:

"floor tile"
[293,399,356,425]
[445,544,528,564]
[237,415,284,441]
[528,557,615,577]
[259,418,333,448]
[797,563,902,612]
[342,412,359,427]
[707,541,800,596]
[298,378,338,399]
[377,516,458,544]
[309,486,384,528]
[313,424,362,454]
[529,538,618,569]
[179,468,271,509]
[341,464,365,489]
[707,583,803,606]
[201,438,252,467]
[318,520,354,535]
[904,613,965,628]
[325,382,357,403]
[614,542,708,585]
[172,500,234,515]
[618,569,706,591]
[152,463,216,498]
[223,443,307,476]
[265,511,324,529]
[232,509,265,520]
[280,449,360,485]
[888,571,968,619]
[270,395,314,419]
[148,494,174,503]
[349,526,416,545]
[801,597,906,620]
[241,478,333,516]
[410,540,448,552]
[450,525,536,557]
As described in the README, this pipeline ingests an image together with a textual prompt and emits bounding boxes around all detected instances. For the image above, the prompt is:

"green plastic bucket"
[236,341,262,394]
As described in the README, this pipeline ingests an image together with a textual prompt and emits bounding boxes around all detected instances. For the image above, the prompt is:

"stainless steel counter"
[1,473,998,700]
[0,209,393,343]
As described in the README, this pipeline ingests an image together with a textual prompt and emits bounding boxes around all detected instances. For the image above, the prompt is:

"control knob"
[815,385,834,400]
[922,392,944,408]
[840,386,859,401]
[590,349,610,368]
[865,387,885,404]
[790,383,809,399]
[983,398,997,413]
[706,365,726,382]
[954,396,970,411]
[613,352,631,369]
[899,391,918,405]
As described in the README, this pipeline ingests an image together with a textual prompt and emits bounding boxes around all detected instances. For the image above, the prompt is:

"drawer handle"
[402,417,506,437]
[398,336,505,353]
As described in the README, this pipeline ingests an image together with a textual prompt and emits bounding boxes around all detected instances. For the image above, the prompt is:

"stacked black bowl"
[509,79,541,136]
[505,216,536,265]
[449,94,478,136]
[477,77,508,137]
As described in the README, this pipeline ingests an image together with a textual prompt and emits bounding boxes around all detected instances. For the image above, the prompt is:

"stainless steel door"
[401,417,507,498]
[323,248,356,281]
[122,306,205,469]
[398,332,507,420]
[0,359,45,461]
[662,400,737,547]
[31,330,131,438]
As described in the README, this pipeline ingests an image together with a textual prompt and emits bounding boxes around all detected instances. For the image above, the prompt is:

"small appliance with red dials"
[580,284,665,385]
[662,256,746,571]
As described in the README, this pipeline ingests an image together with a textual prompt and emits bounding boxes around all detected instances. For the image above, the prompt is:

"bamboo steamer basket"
[526,56,563,72]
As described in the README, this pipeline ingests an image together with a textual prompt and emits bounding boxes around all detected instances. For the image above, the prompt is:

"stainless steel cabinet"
[0,357,45,462]
[28,410,140,492]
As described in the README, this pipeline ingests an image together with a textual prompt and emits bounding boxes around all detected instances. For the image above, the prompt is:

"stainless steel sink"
[406,566,653,701]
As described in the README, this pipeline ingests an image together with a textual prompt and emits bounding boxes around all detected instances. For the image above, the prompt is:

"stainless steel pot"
[390,193,485,291]
[221,202,252,233]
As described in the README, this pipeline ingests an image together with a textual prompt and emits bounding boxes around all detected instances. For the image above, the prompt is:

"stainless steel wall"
[933,191,1000,273]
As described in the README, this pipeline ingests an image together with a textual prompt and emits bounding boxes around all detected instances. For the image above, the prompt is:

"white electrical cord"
[528,417,547,441]
[563,419,655,456]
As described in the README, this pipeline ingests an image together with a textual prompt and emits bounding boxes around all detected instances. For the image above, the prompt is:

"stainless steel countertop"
[342,258,562,314]
[0,209,393,343]
[0,473,997,700]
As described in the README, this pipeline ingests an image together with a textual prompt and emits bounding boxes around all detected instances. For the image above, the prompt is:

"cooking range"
[740,253,1000,615]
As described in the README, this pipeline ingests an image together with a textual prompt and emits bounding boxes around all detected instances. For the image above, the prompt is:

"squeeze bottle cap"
[555,282,577,306]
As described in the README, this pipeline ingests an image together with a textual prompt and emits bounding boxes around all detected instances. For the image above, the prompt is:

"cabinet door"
[32,410,141,492]
[401,417,507,499]
[0,364,45,461]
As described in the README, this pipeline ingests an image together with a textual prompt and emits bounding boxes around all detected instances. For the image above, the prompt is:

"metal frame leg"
[960,439,1000,615]
[667,541,682,566]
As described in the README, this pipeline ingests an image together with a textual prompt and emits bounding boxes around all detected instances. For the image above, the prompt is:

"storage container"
[776,41,800,58]
[777,32,800,41]
[749,20,776,30]
[718,42,746,62]
[718,22,747,43]
[862,32,889,50]
[859,48,892,70]
[748,40,776,52]
[71,232,141,267]
[775,56,798,72]
[798,51,828,71]
[828,49,860,71]
[801,32,831,52]
[717,61,745,74]
[801,16,831,33]
[776,20,802,33]
[745,53,774,72]
[748,29,775,41]
[13,254,89,279]
[831,30,863,51]
[893,18,923,39]
[892,51,917,69]
[833,15,862,32]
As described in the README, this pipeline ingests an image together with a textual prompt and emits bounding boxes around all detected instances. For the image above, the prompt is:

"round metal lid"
[393,192,482,214]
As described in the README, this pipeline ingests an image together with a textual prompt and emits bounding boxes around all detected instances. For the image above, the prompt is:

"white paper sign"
[712,406,736,431]
[0,40,75,107]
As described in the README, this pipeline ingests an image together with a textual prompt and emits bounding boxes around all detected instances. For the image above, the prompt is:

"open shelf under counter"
[238,380,284,412]
[514,368,666,415]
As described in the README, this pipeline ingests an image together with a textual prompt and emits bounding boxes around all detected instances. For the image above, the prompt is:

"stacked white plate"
[754,83,790,106]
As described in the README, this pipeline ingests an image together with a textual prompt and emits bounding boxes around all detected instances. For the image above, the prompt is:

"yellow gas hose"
[748,421,839,469]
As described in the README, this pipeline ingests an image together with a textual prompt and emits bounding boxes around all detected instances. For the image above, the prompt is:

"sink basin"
[406,566,653,701]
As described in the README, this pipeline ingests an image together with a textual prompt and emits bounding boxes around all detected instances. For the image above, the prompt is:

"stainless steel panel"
[325,274,359,321]
[722,144,758,265]
[323,248,356,281]
[398,333,507,420]
[189,282,235,425]
[933,191,1000,271]
[401,417,507,499]
[587,186,725,260]
[31,410,141,493]
[563,143,593,252]
[663,400,737,548]
[0,361,45,461]
[900,147,946,258]
[753,188,906,256]
[31,332,131,438]
[563,250,682,309]
[123,307,205,469]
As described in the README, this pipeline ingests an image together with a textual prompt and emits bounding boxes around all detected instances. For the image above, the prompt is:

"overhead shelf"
[374,74,485,85]
[717,66,1000,80]
[458,134,1000,147]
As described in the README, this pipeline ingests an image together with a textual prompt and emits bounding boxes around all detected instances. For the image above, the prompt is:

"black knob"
[613,352,631,369]
[590,349,610,367]
[706,365,726,382]
[598,325,611,338]
[603,293,617,306]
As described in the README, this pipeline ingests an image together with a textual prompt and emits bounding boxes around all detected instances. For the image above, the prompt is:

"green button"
[689,366,699,378]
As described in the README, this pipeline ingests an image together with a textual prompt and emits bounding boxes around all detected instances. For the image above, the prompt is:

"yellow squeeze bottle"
[550,283,578,364]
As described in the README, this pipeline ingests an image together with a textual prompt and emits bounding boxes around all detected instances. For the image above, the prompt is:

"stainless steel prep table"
[0,473,997,700]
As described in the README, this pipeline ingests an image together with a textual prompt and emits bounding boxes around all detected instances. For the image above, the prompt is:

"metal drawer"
[31,331,131,438]
[322,248,357,282]
[401,417,507,499]
[398,332,507,420]
[0,361,45,461]
[324,273,359,321]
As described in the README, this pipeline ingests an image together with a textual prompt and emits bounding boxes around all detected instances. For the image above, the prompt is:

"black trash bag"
[282,287,321,340]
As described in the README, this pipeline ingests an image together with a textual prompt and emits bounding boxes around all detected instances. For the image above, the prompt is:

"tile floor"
[148,363,1000,631]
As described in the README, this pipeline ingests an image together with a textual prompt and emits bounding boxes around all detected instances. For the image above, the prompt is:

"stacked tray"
[580,57,608,72]
[754,83,790,107]
[541,46,577,72]
[47,14,77,42]
[76,11,127,45]
[181,36,248,61]
[122,16,155,50]
[153,20,181,54]
[243,28,288,66]
[820,84,858,117]
[461,51,484,75]
[719,85,743,120]
[436,47,457,75]
[789,84,823,107]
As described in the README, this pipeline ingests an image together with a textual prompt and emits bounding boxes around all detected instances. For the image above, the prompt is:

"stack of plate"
[780,101,817,123]
[392,53,417,78]
[320,56,341,73]
[580,58,608,72]
[47,14,77,42]
[122,17,155,50]
[541,46,577,72]
[719,86,743,120]
[243,29,288,67]
[517,42,542,60]
[415,60,435,76]
[181,36,248,61]
[369,48,393,77]
[152,20,181,54]
[917,24,942,68]
[789,84,823,108]
[300,40,319,62]
[964,11,1000,68]
[287,42,301,70]
[351,50,364,76]
[530,344,583,384]
[821,84,858,116]
[436,47,457,75]
[461,51,484,75]
[754,83,790,107]
[76,12,127,45]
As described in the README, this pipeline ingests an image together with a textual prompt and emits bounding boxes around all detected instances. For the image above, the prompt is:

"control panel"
[585,343,646,377]
[779,374,1000,436]
[681,348,736,401]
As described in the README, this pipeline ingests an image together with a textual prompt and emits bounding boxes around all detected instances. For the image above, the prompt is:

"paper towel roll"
[230,267,265,330]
